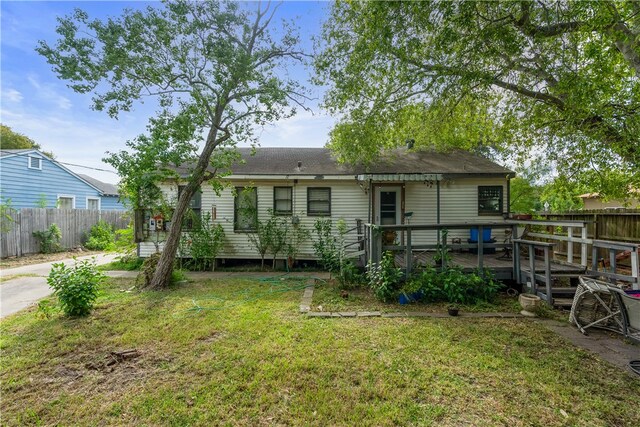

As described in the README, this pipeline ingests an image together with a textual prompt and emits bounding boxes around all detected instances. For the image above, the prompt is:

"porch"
[358,219,640,307]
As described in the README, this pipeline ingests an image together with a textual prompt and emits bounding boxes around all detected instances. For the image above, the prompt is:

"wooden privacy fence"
[537,209,640,261]
[1,208,130,258]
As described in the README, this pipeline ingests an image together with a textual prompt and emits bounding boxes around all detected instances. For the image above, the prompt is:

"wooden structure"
[365,219,640,307]
[0,208,129,258]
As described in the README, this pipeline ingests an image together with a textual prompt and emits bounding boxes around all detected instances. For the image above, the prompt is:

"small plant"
[313,219,339,273]
[180,211,225,271]
[36,194,48,208]
[433,228,451,266]
[246,219,273,270]
[33,224,62,253]
[46,258,106,317]
[367,251,404,302]
[84,220,116,250]
[286,222,310,268]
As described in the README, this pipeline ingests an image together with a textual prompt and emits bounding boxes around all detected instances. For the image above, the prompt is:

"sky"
[1,0,335,184]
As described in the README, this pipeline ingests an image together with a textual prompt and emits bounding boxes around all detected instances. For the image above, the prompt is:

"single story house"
[578,191,640,210]
[0,149,126,210]
[137,147,515,262]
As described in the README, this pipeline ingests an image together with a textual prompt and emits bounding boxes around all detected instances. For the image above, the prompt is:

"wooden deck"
[394,249,586,281]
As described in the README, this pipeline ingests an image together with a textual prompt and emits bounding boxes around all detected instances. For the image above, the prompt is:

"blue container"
[470,227,492,243]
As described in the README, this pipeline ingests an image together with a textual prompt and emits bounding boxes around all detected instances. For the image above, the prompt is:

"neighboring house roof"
[176,147,514,178]
[77,174,119,196]
[0,149,117,196]
[0,148,38,157]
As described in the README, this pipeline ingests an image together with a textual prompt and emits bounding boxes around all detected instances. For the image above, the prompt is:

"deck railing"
[365,219,596,281]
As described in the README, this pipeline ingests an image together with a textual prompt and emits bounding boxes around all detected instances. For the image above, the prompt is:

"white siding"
[140,179,369,259]
[139,176,509,258]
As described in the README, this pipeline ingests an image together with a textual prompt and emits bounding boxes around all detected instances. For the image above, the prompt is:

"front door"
[375,187,401,225]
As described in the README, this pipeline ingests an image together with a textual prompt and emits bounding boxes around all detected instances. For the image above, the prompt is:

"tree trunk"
[148,106,228,289]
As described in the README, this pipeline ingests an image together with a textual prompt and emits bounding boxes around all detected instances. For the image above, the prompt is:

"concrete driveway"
[0,253,119,319]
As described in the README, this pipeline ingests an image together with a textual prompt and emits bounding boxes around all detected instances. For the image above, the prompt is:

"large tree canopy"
[316,0,639,200]
[0,124,54,158]
[38,0,307,288]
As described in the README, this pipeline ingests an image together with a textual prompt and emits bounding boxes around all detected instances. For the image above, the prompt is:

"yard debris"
[85,349,141,372]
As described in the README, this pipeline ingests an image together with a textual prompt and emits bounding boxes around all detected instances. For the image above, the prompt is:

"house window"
[478,186,503,215]
[178,185,202,229]
[28,156,42,170]
[234,187,257,232]
[57,195,75,209]
[87,197,100,210]
[273,187,293,215]
[307,187,331,216]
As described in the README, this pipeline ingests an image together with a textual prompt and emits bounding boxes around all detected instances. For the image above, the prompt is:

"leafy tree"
[316,1,640,200]
[38,0,307,288]
[0,124,55,158]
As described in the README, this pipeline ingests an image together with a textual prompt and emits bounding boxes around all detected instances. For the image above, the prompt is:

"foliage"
[46,258,105,317]
[84,220,116,250]
[316,1,640,200]
[180,211,225,271]
[33,224,62,254]
[137,252,162,289]
[36,194,49,208]
[433,229,451,266]
[0,124,55,158]
[286,221,310,265]
[312,219,362,287]
[38,0,308,289]
[366,251,404,302]
[114,224,136,253]
[246,219,273,271]
[312,219,339,273]
[411,267,503,305]
[0,197,15,233]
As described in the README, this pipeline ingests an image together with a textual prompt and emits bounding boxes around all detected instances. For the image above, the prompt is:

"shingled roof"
[77,174,119,196]
[176,147,513,178]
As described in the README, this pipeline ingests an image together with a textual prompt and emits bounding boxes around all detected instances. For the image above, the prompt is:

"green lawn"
[1,277,639,426]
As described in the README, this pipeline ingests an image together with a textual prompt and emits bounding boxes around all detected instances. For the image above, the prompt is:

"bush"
[367,251,404,302]
[84,220,116,250]
[33,224,62,253]
[47,258,105,316]
[409,266,503,305]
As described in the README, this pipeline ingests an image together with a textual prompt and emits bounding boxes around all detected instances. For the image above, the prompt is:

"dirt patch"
[0,250,104,268]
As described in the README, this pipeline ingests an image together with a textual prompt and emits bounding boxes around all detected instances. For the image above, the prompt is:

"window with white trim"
[57,196,75,209]
[28,156,42,170]
[87,197,100,210]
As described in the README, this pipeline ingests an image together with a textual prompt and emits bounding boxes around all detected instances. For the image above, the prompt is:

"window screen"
[307,187,331,216]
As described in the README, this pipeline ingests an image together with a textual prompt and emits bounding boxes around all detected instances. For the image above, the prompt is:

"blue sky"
[1,1,334,183]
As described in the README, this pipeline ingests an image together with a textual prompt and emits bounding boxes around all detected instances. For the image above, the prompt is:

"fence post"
[581,227,588,266]
[405,228,412,277]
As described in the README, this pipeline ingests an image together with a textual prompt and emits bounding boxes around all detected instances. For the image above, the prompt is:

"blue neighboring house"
[0,149,127,210]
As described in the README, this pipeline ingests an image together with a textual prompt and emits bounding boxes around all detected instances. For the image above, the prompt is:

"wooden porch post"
[567,226,573,264]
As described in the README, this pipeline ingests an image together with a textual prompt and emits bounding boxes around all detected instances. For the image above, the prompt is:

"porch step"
[553,298,574,308]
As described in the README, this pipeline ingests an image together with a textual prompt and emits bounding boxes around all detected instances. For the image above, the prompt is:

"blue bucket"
[470,227,492,242]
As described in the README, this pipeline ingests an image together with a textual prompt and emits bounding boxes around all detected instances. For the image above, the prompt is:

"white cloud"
[256,110,335,147]
[1,88,23,103]
[26,74,73,110]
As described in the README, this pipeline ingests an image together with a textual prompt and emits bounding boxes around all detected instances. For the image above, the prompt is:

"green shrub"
[180,211,225,271]
[85,220,116,250]
[46,258,106,317]
[33,224,62,253]
[409,266,503,305]
[367,251,404,302]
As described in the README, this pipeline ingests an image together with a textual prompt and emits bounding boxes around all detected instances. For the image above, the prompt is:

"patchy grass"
[313,280,528,315]
[0,250,104,269]
[1,277,638,426]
